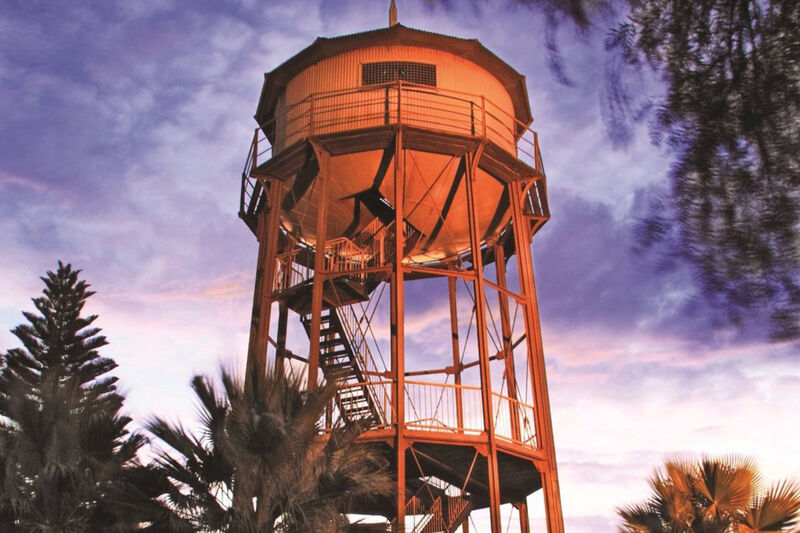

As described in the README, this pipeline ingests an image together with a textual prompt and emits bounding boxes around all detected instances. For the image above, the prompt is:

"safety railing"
[405,494,443,533]
[274,247,312,292]
[271,218,421,293]
[401,380,537,448]
[391,476,471,533]
[239,82,548,238]
[240,126,272,218]
[491,391,537,448]
[337,304,392,426]
[318,379,537,449]
[273,236,377,292]
[403,380,484,436]
[322,381,393,431]
[241,81,543,186]
[324,236,383,277]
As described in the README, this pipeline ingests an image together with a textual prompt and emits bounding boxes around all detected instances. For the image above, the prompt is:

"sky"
[1,0,798,531]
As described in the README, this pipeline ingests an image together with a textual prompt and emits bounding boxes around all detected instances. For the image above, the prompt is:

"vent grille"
[362,62,437,86]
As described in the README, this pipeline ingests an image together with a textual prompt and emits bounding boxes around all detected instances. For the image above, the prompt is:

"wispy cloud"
[0,171,46,192]
[1,2,797,532]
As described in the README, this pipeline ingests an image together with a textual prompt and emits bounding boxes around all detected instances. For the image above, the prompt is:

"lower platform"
[345,432,544,519]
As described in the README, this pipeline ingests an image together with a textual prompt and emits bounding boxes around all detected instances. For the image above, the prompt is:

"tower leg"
[516,501,531,533]
[275,302,288,374]
[464,147,502,532]
[307,142,330,390]
[509,180,565,533]
[495,243,522,441]
[245,180,284,396]
[448,275,464,431]
[391,130,406,532]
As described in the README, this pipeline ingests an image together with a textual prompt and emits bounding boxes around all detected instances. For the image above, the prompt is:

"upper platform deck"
[239,81,549,263]
[255,24,532,130]
[238,25,548,263]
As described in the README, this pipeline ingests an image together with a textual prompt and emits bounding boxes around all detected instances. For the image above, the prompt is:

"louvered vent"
[362,61,436,86]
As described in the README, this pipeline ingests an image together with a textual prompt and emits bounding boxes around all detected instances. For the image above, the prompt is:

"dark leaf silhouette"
[0,262,148,531]
[618,456,800,532]
[134,367,393,532]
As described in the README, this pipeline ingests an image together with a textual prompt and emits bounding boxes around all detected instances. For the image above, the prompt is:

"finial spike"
[389,0,398,26]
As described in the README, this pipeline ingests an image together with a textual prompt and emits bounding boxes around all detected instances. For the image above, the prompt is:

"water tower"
[239,6,564,532]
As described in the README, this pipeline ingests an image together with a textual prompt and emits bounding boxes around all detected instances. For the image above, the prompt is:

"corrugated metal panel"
[277,46,516,150]
[273,45,522,260]
[255,25,533,129]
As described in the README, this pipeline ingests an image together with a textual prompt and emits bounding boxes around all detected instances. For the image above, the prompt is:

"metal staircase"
[300,307,381,425]
[398,477,473,533]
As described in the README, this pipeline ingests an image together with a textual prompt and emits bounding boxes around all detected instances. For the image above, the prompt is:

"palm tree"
[618,457,800,532]
[0,262,147,531]
[138,367,393,532]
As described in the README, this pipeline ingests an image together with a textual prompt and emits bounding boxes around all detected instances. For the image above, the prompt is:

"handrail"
[318,378,538,448]
[239,81,547,238]
[241,81,544,182]
[405,379,481,391]
[337,304,392,425]
[271,218,423,293]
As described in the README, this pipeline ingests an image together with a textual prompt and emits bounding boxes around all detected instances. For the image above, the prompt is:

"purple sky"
[1,1,798,531]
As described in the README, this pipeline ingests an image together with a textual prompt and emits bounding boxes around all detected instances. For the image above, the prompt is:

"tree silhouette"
[0,261,146,531]
[606,0,800,340]
[618,457,800,532]
[137,367,393,532]
[447,0,800,339]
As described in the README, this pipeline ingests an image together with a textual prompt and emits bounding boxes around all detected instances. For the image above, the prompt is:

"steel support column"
[275,302,289,374]
[464,147,502,533]
[391,128,407,532]
[495,243,522,441]
[496,242,532,532]
[515,501,531,533]
[307,141,330,390]
[245,180,284,396]
[509,180,565,533]
[448,274,465,431]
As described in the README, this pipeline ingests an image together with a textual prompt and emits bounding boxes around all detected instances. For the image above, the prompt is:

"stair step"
[344,387,366,394]
[302,312,333,322]
[322,359,352,370]
[323,363,353,373]
[320,338,345,349]
[299,308,381,427]
[322,358,351,368]
[344,394,368,401]
[322,349,350,358]
[343,401,370,410]
[325,361,355,370]
[345,412,373,420]
[325,372,356,381]
[345,407,372,415]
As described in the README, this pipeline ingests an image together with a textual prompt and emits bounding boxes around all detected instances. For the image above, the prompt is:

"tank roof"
[255,23,532,127]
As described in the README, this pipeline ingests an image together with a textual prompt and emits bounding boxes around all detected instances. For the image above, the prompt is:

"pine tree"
[0,261,146,531]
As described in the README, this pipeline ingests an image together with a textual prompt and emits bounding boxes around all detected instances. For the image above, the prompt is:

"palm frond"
[617,502,668,532]
[694,455,756,521]
[738,480,800,532]
[142,366,392,532]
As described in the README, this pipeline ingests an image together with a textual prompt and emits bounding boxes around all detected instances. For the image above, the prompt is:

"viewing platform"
[239,81,549,246]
